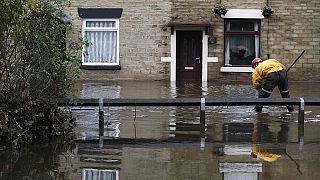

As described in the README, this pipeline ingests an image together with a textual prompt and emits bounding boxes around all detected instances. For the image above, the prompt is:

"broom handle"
[287,50,306,72]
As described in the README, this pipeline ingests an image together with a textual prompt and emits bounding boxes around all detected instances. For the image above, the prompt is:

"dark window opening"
[224,19,261,66]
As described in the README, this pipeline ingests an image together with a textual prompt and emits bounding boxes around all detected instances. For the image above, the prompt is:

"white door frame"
[161,27,218,82]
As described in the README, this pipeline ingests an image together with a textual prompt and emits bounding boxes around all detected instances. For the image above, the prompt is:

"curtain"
[225,21,259,65]
[84,21,117,63]
[228,35,255,57]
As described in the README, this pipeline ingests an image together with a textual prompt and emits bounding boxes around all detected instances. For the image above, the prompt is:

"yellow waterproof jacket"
[252,59,286,89]
[251,132,281,162]
[252,145,281,162]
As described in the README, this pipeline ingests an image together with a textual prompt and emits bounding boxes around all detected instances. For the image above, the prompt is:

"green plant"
[0,0,80,147]
[212,3,228,17]
[262,6,274,17]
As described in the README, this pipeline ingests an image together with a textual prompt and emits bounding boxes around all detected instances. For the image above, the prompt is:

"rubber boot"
[287,105,294,112]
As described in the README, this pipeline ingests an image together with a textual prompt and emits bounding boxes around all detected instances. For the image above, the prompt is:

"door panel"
[176,31,202,81]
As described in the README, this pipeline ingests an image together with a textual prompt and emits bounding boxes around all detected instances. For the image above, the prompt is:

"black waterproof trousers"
[255,69,294,112]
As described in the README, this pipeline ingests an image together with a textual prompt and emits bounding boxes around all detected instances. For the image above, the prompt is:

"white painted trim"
[207,57,218,63]
[170,33,176,81]
[161,27,219,82]
[82,62,119,66]
[201,81,208,96]
[202,33,208,82]
[160,57,171,62]
[222,9,264,19]
[220,67,253,73]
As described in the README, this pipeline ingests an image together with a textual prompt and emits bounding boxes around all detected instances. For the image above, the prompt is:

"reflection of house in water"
[82,168,119,180]
[104,122,121,138]
[219,162,262,180]
[168,81,208,141]
[223,123,254,142]
[218,121,290,180]
[78,143,121,180]
[169,115,207,141]
[219,123,261,180]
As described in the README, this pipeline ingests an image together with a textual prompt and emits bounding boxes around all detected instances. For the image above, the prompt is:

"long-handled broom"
[287,50,306,72]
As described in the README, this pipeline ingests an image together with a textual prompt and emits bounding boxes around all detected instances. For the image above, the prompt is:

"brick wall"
[264,0,320,81]
[68,0,172,80]
[68,0,320,81]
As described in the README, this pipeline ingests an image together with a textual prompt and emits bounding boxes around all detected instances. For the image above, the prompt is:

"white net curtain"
[225,20,259,66]
[84,21,117,64]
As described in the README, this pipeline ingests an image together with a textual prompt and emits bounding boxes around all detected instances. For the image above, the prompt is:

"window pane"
[86,21,116,27]
[225,19,260,66]
[84,31,117,63]
[228,21,255,31]
[227,35,256,65]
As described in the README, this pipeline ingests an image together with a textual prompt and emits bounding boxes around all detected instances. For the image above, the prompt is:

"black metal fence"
[53,97,320,148]
[53,97,319,124]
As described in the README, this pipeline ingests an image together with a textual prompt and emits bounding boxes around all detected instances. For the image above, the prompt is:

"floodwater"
[1,81,320,180]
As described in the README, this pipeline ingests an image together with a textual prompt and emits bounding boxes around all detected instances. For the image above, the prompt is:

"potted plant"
[262,6,274,18]
[212,3,228,17]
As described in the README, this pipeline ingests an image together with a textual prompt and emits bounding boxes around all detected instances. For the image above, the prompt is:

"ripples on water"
[1,81,320,180]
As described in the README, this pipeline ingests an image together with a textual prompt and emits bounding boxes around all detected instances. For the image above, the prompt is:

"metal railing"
[54,97,319,123]
[53,97,320,148]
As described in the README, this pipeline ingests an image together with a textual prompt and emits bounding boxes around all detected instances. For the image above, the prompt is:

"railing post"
[298,98,305,151]
[99,98,104,137]
[298,98,305,124]
[200,98,206,149]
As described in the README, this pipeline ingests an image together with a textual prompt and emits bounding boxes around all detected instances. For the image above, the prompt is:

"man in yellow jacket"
[251,58,294,112]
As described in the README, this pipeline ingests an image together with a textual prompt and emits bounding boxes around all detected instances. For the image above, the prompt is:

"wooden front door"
[176,31,202,81]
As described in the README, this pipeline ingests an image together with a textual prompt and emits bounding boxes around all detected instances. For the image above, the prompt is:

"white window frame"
[81,18,120,66]
[82,168,119,180]
[220,9,263,73]
[224,20,260,67]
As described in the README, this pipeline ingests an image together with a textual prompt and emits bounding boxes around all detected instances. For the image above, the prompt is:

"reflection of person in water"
[251,137,281,162]
[251,120,289,162]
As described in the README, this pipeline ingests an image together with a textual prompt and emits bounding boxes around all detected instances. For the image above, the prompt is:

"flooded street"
[1,81,320,180]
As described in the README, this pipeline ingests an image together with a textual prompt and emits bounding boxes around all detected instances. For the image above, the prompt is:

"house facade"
[67,0,320,82]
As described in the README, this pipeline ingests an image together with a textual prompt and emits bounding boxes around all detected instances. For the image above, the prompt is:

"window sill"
[80,65,121,70]
[220,66,253,73]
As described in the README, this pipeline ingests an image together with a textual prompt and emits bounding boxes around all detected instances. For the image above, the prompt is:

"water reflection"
[0,141,76,180]
[80,83,121,99]
[219,162,261,180]
[0,120,314,180]
[218,115,290,179]
[1,81,320,179]
[82,169,119,180]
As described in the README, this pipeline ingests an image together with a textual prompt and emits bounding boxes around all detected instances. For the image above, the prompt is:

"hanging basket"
[262,6,274,18]
[212,3,228,17]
